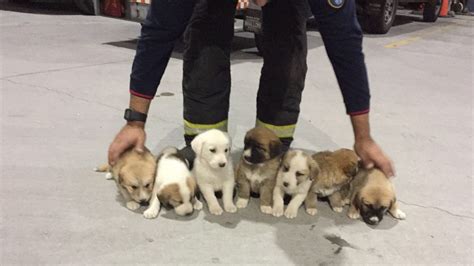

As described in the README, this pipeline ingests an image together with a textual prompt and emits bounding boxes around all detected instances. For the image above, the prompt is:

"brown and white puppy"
[343,168,406,225]
[235,127,283,214]
[95,148,156,211]
[272,150,320,219]
[304,148,359,215]
[143,147,202,218]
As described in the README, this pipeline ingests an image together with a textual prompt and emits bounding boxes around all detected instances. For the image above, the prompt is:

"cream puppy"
[143,147,202,219]
[192,129,236,215]
[272,150,319,219]
[95,148,156,211]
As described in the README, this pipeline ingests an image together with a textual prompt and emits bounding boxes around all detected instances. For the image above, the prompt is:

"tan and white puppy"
[143,147,202,219]
[235,127,283,214]
[305,149,359,215]
[95,148,156,211]
[272,150,319,219]
[192,129,236,215]
[343,168,406,225]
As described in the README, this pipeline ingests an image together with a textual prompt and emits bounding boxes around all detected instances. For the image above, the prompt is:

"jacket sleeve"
[129,0,195,99]
[315,0,371,115]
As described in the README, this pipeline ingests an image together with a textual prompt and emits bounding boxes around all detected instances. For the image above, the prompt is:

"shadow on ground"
[146,123,401,265]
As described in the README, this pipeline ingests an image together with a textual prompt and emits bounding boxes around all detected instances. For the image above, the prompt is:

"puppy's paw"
[260,205,272,214]
[224,203,237,213]
[105,172,113,180]
[126,201,140,211]
[348,210,360,220]
[236,197,249,209]
[284,207,298,219]
[143,207,159,219]
[332,206,343,213]
[392,209,406,220]
[306,208,318,216]
[193,199,203,210]
[272,205,284,217]
[209,204,223,216]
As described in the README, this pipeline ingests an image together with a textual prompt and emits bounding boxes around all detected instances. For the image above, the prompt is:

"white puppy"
[191,129,237,215]
[272,150,319,219]
[143,147,202,219]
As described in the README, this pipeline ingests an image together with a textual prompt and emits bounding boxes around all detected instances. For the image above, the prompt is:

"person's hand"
[253,0,268,7]
[108,122,146,165]
[354,137,395,178]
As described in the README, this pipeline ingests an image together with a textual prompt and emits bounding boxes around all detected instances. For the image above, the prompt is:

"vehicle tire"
[452,2,464,12]
[254,33,264,56]
[423,0,441,22]
[363,0,399,34]
[74,0,96,15]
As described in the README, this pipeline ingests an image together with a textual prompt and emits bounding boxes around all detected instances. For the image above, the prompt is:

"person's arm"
[108,0,195,165]
[351,113,395,177]
[313,1,394,177]
[130,0,195,98]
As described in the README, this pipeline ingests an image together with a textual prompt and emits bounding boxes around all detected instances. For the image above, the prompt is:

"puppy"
[192,129,236,215]
[343,168,406,225]
[235,127,283,214]
[272,150,319,219]
[95,148,156,211]
[143,147,202,218]
[304,148,359,215]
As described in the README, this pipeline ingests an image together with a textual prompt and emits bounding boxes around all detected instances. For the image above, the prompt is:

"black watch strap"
[124,108,147,123]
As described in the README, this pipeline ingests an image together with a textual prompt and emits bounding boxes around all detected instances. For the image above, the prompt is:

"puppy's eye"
[131,185,138,190]
[296,171,304,177]
[225,148,229,153]
[283,165,289,172]
[145,183,150,189]
[210,148,216,153]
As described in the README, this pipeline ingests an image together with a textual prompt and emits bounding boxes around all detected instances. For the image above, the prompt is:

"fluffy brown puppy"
[95,148,156,211]
[344,168,406,225]
[235,127,283,214]
[304,148,359,215]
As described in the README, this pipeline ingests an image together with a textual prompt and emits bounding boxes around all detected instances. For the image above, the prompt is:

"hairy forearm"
[350,113,372,141]
[128,95,151,128]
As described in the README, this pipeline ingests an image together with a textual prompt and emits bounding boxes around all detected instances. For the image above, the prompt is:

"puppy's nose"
[139,200,149,206]
[219,162,226,168]
[283,182,289,187]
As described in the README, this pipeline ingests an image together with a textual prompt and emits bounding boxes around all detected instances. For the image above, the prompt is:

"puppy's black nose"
[219,162,226,168]
[283,182,289,187]
[139,200,149,206]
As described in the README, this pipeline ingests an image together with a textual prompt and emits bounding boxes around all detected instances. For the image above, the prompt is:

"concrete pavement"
[1,5,473,265]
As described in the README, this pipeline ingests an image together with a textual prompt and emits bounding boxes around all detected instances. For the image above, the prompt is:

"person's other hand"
[108,122,146,165]
[354,137,395,178]
[253,0,268,7]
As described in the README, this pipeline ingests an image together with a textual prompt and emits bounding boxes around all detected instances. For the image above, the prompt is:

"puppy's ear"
[308,157,320,181]
[269,140,283,158]
[344,162,359,178]
[191,133,206,156]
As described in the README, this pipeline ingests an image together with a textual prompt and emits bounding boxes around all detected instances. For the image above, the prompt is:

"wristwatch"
[124,108,147,123]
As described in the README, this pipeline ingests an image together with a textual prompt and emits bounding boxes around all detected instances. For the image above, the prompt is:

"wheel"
[254,33,264,56]
[423,0,441,22]
[363,0,399,34]
[452,2,464,12]
[74,0,96,15]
